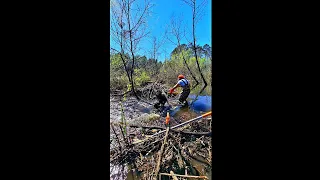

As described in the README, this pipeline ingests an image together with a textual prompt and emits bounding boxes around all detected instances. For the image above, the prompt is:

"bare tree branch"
[130,0,152,32]
[181,0,208,95]
[168,15,200,87]
[181,0,193,7]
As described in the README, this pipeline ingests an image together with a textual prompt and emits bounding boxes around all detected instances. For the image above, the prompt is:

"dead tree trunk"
[127,1,140,100]
[181,0,208,94]
[191,0,207,93]
[181,46,199,89]
[111,0,152,100]
[169,17,199,88]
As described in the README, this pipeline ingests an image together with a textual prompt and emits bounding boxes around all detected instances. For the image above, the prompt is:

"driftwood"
[129,124,212,137]
[170,171,179,180]
[109,99,212,179]
[147,111,212,139]
[159,172,208,179]
[183,148,211,167]
[154,124,170,179]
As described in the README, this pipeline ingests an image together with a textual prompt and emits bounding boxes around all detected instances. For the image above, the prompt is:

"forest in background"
[110,0,211,99]
[110,43,212,95]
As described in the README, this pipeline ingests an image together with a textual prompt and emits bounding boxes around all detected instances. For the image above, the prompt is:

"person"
[169,74,190,106]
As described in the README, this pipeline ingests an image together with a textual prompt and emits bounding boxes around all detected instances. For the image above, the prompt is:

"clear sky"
[110,0,211,62]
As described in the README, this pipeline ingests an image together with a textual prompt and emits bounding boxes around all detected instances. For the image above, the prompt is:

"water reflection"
[169,95,212,118]
[188,95,212,113]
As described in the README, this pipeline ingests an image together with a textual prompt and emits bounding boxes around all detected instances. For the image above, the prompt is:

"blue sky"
[110,0,211,62]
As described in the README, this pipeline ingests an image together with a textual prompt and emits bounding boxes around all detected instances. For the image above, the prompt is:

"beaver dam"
[110,83,212,180]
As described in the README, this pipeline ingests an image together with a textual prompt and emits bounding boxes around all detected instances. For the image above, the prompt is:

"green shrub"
[133,69,151,87]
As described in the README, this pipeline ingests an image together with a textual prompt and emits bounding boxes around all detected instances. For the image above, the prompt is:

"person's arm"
[172,83,180,90]
[169,83,180,94]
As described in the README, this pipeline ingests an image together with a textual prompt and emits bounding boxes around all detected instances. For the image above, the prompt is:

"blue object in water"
[188,95,212,113]
[160,95,212,117]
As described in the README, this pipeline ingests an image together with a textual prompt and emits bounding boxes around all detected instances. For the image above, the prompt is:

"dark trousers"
[179,88,190,103]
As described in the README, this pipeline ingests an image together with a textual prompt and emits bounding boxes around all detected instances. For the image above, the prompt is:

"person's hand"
[169,88,174,94]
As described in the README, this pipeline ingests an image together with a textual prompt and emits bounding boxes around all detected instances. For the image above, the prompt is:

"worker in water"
[169,74,190,106]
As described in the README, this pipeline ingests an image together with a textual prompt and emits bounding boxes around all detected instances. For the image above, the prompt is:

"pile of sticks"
[110,112,212,180]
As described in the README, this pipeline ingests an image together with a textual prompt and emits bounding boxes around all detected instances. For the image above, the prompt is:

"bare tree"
[148,36,159,75]
[182,0,208,95]
[168,15,199,89]
[148,32,167,74]
[110,0,153,100]
[110,0,133,94]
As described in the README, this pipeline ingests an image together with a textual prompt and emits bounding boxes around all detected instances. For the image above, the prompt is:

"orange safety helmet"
[178,74,185,79]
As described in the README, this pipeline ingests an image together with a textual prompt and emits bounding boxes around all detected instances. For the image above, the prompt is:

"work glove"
[169,88,174,94]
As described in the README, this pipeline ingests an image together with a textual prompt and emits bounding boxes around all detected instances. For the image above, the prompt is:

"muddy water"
[110,96,156,123]
[110,95,212,180]
[169,95,212,120]
[189,157,212,179]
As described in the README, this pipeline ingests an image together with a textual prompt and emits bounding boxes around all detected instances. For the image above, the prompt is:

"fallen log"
[143,111,212,141]
[115,113,212,145]
[183,148,211,167]
[128,125,212,137]
[159,172,208,179]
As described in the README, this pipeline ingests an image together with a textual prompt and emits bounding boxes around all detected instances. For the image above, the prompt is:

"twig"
[134,112,212,144]
[143,137,164,149]
[119,124,129,146]
[184,147,211,167]
[145,146,157,157]
[161,89,172,107]
[170,171,179,180]
[111,124,122,152]
[129,124,212,136]
[159,172,208,179]
[154,124,170,179]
